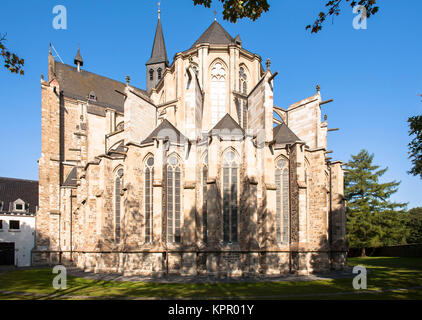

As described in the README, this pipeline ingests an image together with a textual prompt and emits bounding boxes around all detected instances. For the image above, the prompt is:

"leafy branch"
[0,33,24,75]
[306,0,379,33]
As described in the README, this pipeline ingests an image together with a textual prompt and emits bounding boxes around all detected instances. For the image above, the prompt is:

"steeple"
[146,4,169,92]
[74,47,83,72]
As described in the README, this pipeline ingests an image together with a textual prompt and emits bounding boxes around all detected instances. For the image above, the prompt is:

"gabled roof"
[273,123,301,145]
[0,177,38,214]
[146,18,169,66]
[63,167,77,187]
[192,20,234,48]
[141,119,186,144]
[209,113,244,135]
[54,62,148,113]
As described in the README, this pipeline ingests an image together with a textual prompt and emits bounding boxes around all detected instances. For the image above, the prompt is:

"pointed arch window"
[222,150,239,243]
[157,68,162,80]
[210,62,227,126]
[149,69,154,81]
[275,158,289,244]
[202,153,208,243]
[167,155,181,243]
[114,168,124,244]
[145,156,154,243]
[239,66,248,128]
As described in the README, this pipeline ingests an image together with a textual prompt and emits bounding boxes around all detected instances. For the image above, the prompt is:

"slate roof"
[146,18,169,66]
[273,123,301,145]
[209,113,244,136]
[0,177,38,214]
[141,119,186,144]
[191,21,234,48]
[63,167,77,187]
[54,62,148,113]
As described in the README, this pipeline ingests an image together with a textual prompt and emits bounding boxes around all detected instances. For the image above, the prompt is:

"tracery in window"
[210,62,227,126]
[275,157,289,244]
[222,149,239,243]
[145,156,154,243]
[114,168,124,244]
[167,155,181,243]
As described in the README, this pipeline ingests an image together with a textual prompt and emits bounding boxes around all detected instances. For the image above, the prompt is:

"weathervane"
[214,10,217,21]
[158,1,161,19]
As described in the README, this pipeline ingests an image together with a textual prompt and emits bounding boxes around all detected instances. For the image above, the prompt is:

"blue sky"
[0,0,421,208]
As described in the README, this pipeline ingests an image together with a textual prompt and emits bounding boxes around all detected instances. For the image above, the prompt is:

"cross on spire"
[158,1,161,19]
[214,10,217,21]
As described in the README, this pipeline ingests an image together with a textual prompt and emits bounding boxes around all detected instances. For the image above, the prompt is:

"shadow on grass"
[0,257,421,300]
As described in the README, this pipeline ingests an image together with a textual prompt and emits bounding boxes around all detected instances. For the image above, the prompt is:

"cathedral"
[33,11,347,276]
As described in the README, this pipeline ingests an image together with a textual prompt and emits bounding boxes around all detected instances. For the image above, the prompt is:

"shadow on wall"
[32,180,347,274]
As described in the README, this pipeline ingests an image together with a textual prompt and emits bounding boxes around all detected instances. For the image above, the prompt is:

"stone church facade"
[33,14,347,276]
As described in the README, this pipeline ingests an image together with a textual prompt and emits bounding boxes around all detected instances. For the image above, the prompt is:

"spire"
[146,10,168,66]
[74,47,83,66]
[74,47,83,72]
[48,42,55,81]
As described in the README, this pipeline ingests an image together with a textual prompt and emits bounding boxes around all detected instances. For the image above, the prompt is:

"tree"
[406,207,422,244]
[408,114,422,179]
[344,150,408,254]
[0,33,24,75]
[193,0,379,33]
[306,0,379,33]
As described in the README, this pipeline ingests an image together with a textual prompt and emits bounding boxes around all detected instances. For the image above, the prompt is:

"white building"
[0,177,37,267]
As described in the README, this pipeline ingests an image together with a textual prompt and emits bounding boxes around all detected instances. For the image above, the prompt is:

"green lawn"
[0,257,421,300]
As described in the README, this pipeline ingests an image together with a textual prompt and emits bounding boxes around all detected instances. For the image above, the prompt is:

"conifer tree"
[344,150,408,254]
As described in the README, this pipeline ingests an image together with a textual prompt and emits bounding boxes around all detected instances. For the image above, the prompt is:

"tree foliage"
[408,114,422,179]
[306,0,379,33]
[193,0,270,23]
[344,150,408,250]
[0,33,24,75]
[406,207,422,244]
[192,0,379,33]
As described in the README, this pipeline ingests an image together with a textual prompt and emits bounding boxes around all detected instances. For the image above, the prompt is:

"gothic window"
[222,150,239,243]
[145,156,154,243]
[114,168,124,244]
[275,157,289,244]
[239,67,248,94]
[239,66,248,128]
[157,68,162,80]
[167,155,181,243]
[149,69,154,81]
[210,62,227,126]
[202,153,208,243]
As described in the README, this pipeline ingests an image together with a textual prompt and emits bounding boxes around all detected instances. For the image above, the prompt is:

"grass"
[0,257,421,300]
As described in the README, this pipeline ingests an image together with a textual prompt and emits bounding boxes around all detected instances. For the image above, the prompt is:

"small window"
[9,220,20,230]
[149,69,154,81]
[89,91,97,101]
[15,203,24,211]
[157,68,162,80]
[0,201,3,211]
[0,220,3,229]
